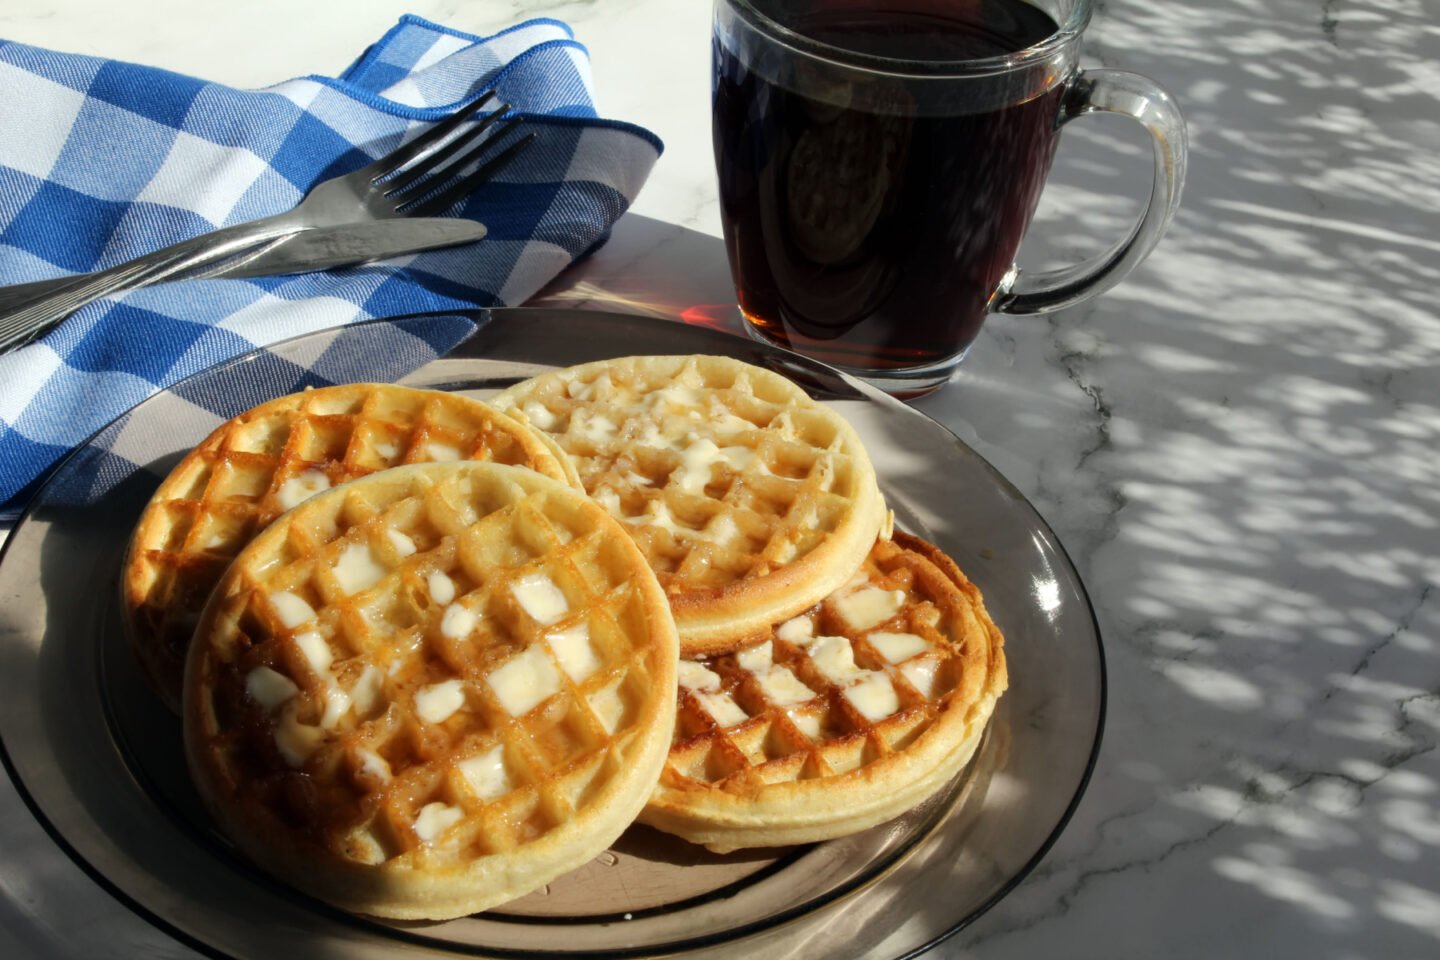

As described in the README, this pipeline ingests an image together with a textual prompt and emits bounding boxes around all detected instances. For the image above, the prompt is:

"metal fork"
[0,89,535,353]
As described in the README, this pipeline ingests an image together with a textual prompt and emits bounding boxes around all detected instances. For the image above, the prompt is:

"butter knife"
[0,217,488,331]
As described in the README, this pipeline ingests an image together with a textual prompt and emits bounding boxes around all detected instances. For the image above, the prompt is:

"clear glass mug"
[712,0,1187,395]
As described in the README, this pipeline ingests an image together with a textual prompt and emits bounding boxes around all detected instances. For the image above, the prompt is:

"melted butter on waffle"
[125,384,575,712]
[642,531,1008,853]
[183,462,677,920]
[493,356,887,654]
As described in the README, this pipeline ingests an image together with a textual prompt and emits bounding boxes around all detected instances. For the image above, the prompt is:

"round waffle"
[183,461,678,920]
[492,356,886,655]
[640,531,1006,853]
[125,383,572,711]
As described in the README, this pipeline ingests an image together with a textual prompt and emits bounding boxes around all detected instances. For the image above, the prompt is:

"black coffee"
[714,0,1064,370]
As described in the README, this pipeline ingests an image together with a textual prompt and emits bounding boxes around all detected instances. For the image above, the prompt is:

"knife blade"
[0,218,488,313]
[221,218,488,279]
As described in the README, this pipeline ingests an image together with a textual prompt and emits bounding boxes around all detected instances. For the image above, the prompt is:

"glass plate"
[0,308,1104,959]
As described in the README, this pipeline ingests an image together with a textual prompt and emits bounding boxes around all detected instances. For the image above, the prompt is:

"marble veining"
[2,1,1437,958]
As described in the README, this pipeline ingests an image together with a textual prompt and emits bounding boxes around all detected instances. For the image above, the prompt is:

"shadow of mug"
[712,0,1187,396]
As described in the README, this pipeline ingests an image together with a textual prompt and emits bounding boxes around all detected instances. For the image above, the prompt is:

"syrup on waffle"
[641,531,1006,853]
[125,384,572,711]
[183,462,678,919]
[493,356,886,655]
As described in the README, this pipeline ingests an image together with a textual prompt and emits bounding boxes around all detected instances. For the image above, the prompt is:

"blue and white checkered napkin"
[0,15,662,517]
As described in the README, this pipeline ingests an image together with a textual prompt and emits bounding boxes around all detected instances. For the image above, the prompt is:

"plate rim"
[0,307,1107,960]
[900,526,1107,960]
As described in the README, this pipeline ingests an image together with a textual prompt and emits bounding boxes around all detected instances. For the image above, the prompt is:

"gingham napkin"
[0,15,662,517]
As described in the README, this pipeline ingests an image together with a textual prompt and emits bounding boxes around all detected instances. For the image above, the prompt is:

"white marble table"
[3,1,1437,958]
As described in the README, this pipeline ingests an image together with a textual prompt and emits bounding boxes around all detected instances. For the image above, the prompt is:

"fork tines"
[401,128,537,218]
[374,90,537,218]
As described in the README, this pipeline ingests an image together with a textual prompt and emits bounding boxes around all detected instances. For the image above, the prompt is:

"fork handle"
[0,217,306,354]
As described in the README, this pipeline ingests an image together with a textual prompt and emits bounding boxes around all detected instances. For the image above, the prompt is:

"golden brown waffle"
[641,531,1006,853]
[492,356,886,655]
[183,462,677,920]
[124,384,572,711]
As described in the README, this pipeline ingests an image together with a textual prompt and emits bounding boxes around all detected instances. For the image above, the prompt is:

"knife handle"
[0,218,305,355]
[0,233,306,314]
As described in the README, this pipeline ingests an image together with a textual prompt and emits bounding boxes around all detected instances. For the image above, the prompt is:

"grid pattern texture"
[125,383,571,709]
[493,356,887,652]
[0,15,662,516]
[185,461,677,919]
[643,532,1008,852]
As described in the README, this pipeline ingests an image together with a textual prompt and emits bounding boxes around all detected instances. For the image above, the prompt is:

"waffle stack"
[124,383,573,710]
[124,359,1005,922]
[495,356,1007,852]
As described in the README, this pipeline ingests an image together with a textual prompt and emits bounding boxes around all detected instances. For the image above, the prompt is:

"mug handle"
[991,69,1188,316]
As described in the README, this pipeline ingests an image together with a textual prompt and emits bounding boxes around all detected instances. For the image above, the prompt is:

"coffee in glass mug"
[712,0,1187,395]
